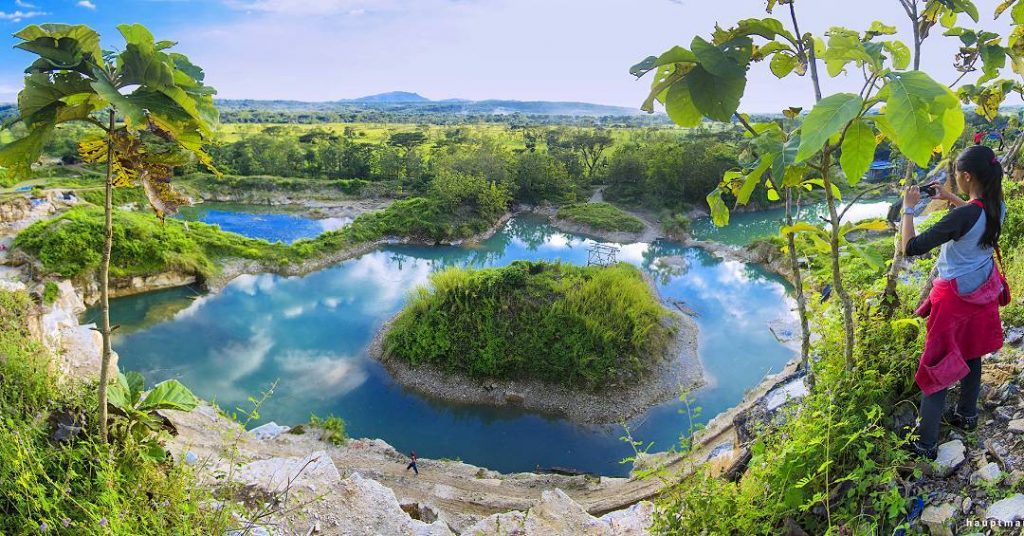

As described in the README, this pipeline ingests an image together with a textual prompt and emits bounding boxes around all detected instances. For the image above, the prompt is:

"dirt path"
[589,185,606,203]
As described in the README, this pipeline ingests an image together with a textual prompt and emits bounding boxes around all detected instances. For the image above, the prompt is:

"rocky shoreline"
[368,311,702,425]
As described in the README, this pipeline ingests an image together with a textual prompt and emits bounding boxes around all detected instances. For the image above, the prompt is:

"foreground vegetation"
[555,202,645,233]
[383,261,676,390]
[0,291,219,533]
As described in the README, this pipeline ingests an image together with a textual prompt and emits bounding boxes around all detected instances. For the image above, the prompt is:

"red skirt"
[914,267,1004,395]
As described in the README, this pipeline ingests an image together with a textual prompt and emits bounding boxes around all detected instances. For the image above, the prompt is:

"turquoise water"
[94,215,795,476]
[690,198,897,246]
[176,202,350,244]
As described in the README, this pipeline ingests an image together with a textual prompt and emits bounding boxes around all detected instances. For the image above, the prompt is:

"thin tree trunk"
[881,164,915,317]
[786,189,812,384]
[98,109,114,443]
[821,153,856,368]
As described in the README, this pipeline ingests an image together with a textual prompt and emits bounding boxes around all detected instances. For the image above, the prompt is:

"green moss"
[383,261,675,390]
[556,202,645,233]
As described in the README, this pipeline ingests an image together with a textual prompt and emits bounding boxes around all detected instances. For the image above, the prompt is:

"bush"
[556,202,645,233]
[0,290,221,533]
[309,414,347,446]
[659,210,691,239]
[383,261,676,390]
[41,281,59,305]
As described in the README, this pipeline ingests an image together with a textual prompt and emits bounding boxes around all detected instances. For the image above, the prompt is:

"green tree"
[631,1,995,369]
[0,23,218,441]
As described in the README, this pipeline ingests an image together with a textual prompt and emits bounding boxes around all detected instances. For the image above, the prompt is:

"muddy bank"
[368,308,702,425]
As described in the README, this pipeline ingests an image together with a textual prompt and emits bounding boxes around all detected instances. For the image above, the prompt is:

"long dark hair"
[956,144,1003,248]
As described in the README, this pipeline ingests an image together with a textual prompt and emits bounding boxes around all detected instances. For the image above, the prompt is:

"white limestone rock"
[934,440,966,478]
[235,450,340,494]
[460,489,654,535]
[764,377,809,412]
[987,494,1024,524]
[921,501,958,536]
[970,462,1002,485]
[327,473,454,536]
[248,421,290,440]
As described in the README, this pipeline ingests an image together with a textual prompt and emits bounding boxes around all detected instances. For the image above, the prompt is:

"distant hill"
[216,94,644,118]
[351,91,430,103]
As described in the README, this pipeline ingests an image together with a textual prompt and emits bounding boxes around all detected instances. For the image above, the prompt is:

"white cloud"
[274,350,367,395]
[223,0,395,16]
[0,10,46,21]
[175,0,1014,109]
[14,0,37,8]
[76,0,97,9]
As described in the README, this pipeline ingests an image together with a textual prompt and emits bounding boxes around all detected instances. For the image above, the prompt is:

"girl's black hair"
[956,144,1003,249]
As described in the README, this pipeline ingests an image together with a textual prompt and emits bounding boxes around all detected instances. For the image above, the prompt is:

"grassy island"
[14,197,505,281]
[382,260,677,390]
[555,202,645,233]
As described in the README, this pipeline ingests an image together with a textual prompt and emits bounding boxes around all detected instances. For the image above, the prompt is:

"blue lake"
[176,202,350,244]
[94,215,795,476]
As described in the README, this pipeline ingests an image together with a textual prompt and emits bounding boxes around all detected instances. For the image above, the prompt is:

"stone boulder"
[460,489,653,535]
[235,450,341,494]
[324,473,454,536]
[987,494,1024,524]
[933,440,965,478]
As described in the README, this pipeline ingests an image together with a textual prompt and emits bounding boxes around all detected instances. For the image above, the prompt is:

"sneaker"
[944,409,978,431]
[903,440,938,461]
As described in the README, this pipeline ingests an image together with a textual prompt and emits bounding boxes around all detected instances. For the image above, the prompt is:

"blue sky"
[0,1,1013,111]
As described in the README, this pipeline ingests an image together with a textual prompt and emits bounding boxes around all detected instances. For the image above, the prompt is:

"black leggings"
[918,358,982,449]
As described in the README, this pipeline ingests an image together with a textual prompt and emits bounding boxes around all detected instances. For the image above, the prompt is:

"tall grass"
[383,261,676,390]
[0,291,220,534]
[556,202,645,233]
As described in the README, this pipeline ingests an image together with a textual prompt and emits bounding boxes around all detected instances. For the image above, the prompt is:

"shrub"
[41,281,59,305]
[309,414,347,446]
[384,261,675,390]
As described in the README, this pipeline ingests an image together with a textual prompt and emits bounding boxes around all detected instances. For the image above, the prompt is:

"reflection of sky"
[104,214,795,476]
[176,203,350,244]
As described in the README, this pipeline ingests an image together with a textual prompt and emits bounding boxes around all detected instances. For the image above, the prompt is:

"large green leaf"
[707,187,730,227]
[106,372,132,412]
[736,158,771,205]
[770,53,798,78]
[796,93,864,162]
[691,36,746,78]
[664,82,702,127]
[17,72,96,127]
[0,123,52,178]
[14,24,103,71]
[822,29,877,77]
[139,379,199,412]
[687,65,746,122]
[883,41,911,70]
[882,71,957,166]
[839,119,876,185]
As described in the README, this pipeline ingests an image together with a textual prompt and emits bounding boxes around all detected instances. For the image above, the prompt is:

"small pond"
[176,202,351,244]
[91,214,795,476]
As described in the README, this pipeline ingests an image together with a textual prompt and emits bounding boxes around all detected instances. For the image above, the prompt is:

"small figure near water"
[900,144,1009,460]
[406,450,419,475]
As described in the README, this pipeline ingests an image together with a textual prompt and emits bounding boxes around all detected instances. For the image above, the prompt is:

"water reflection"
[100,215,795,476]
[176,202,350,244]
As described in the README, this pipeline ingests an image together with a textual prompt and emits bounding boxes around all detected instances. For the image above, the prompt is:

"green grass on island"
[14,194,506,281]
[382,260,677,391]
[555,202,645,233]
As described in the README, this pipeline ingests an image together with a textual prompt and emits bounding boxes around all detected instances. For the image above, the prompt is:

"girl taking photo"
[901,144,1009,459]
